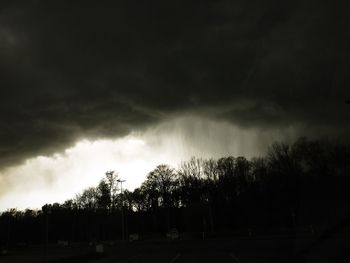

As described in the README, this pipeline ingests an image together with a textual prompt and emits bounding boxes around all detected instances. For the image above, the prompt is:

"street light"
[117,179,126,241]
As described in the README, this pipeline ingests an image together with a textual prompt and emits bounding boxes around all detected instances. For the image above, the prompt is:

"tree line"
[1,137,350,246]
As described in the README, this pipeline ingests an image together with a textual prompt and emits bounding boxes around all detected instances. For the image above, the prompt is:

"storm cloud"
[1,0,350,168]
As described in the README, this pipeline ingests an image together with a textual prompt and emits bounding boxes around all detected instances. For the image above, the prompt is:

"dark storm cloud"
[0,0,349,167]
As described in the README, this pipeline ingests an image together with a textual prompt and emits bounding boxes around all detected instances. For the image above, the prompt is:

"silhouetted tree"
[97,180,111,210]
[105,171,119,209]
[2,138,350,244]
[142,164,178,208]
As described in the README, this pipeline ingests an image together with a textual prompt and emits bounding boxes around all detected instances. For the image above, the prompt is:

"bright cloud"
[0,116,299,211]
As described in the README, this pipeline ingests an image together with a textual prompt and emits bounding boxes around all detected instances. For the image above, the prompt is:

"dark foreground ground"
[1,234,349,263]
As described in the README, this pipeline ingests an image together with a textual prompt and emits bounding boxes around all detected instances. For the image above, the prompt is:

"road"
[94,238,296,263]
[102,252,240,263]
[1,236,349,262]
[95,237,349,263]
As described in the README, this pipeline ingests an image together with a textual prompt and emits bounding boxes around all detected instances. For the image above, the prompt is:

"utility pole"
[117,179,126,241]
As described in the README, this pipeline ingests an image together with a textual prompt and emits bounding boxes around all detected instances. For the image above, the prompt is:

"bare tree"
[105,171,119,210]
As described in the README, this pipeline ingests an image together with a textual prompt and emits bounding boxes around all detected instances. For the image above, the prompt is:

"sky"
[0,0,349,210]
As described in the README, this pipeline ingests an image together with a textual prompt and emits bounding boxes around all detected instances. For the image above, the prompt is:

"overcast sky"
[1,0,349,210]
